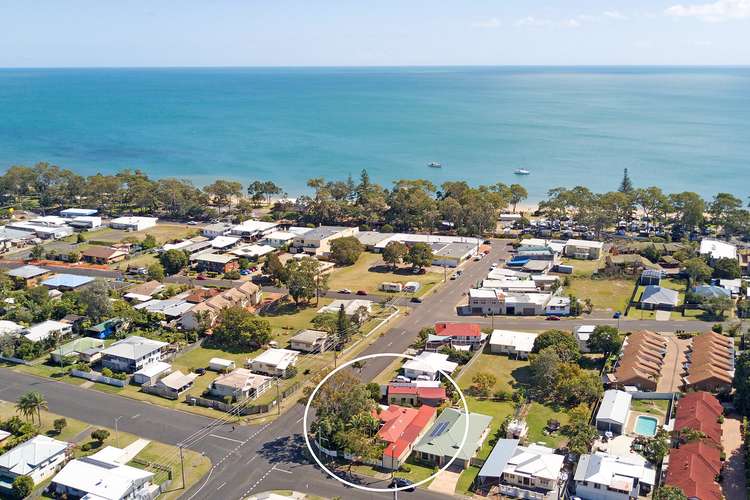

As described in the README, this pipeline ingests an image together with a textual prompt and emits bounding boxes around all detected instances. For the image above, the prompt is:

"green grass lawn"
[130,440,212,500]
[525,402,569,447]
[115,252,159,271]
[630,278,691,320]
[456,465,481,495]
[85,224,197,245]
[327,253,441,296]
[261,298,334,338]
[567,278,633,312]
[631,398,669,416]
[394,458,436,485]
[457,351,532,394]
[559,257,604,277]
[465,397,516,460]
[13,362,88,386]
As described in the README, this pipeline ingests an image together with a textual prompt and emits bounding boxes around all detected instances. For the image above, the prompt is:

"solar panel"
[430,421,449,437]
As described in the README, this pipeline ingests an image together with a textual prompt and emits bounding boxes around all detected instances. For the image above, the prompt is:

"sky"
[0,0,748,67]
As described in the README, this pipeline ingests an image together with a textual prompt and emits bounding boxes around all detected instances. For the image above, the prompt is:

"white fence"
[70,369,127,387]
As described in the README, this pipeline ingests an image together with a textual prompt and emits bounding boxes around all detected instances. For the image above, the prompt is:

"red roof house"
[429,322,484,350]
[665,441,722,500]
[674,392,724,444]
[376,405,436,469]
[387,384,447,407]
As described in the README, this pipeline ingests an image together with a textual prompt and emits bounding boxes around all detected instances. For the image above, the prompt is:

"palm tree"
[15,391,47,425]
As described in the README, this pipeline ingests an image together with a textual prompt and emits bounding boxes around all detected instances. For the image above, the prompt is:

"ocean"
[0,66,748,201]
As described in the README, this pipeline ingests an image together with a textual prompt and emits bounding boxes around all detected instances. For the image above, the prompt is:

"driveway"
[656,334,689,392]
[428,465,462,495]
[654,310,671,321]
[722,415,747,500]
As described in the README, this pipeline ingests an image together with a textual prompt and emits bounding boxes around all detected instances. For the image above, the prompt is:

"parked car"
[390,478,415,492]
[196,274,207,280]
[450,274,458,280]
[545,315,561,321]
[187,221,198,225]
[356,290,368,296]
[338,288,352,294]
[395,375,411,383]
[613,311,621,319]
[410,297,423,303]
[195,368,206,375]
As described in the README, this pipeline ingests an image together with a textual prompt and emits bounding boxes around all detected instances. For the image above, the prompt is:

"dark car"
[356,290,368,296]
[196,274,207,280]
[390,478,415,492]
[195,368,206,375]
[411,297,423,303]
[613,311,622,319]
[545,315,561,321]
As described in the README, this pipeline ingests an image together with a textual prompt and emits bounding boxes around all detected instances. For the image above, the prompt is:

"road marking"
[216,482,226,491]
[131,413,140,419]
[208,434,244,444]
[386,341,393,346]
[272,466,293,474]
[295,417,303,424]
[246,456,257,465]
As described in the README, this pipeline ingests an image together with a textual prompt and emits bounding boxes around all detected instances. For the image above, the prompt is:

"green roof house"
[413,408,492,469]
[50,337,105,364]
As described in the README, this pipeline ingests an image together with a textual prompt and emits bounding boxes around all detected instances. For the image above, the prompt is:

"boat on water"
[428,162,442,168]
[514,168,531,175]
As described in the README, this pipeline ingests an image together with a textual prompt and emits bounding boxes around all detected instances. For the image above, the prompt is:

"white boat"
[428,162,442,168]
[514,168,530,175]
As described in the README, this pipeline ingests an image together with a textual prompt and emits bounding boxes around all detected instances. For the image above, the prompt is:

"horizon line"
[1,63,750,70]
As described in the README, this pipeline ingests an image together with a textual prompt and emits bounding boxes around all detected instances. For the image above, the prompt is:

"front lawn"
[465,397,515,460]
[456,465,481,495]
[394,458,436,485]
[327,253,441,296]
[567,278,632,313]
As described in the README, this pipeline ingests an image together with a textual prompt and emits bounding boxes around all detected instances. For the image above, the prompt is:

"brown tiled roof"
[82,246,125,259]
[665,441,722,500]
[613,330,666,387]
[685,332,734,392]
[675,392,723,444]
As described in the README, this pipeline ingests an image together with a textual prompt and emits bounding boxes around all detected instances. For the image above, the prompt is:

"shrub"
[101,367,114,378]
[73,362,91,373]
[53,418,67,434]
[90,429,110,443]
[81,442,92,451]
[11,475,34,499]
[493,390,512,401]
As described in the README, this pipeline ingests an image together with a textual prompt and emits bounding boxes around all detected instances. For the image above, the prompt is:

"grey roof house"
[100,336,168,373]
[640,285,679,310]
[412,408,492,469]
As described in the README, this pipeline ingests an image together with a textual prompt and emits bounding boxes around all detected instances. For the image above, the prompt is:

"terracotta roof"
[387,385,447,401]
[434,322,482,337]
[613,331,666,387]
[378,405,436,459]
[685,332,734,392]
[185,288,221,303]
[665,441,722,500]
[675,392,723,444]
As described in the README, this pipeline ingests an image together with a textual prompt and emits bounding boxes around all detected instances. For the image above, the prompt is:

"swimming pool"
[634,415,659,437]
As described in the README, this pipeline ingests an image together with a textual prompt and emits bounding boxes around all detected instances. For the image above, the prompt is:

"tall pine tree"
[619,168,634,194]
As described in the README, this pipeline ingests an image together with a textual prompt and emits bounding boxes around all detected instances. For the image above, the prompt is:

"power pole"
[179,445,186,489]
[276,379,281,416]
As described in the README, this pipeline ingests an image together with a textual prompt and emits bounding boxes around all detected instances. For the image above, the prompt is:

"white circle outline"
[302,352,470,493]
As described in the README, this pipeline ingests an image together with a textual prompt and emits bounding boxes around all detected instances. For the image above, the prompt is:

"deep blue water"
[0,66,748,200]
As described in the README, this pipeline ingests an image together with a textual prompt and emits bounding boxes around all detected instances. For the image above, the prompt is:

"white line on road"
[295,417,303,424]
[209,434,244,444]
[216,482,226,491]
[272,466,293,474]
[246,456,257,465]
[130,414,140,419]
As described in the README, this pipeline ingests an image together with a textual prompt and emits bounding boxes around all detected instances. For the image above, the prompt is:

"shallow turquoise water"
[0,66,748,200]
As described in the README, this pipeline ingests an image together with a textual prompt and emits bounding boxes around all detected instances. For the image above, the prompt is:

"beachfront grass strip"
[567,278,632,313]
[85,224,197,245]
[327,253,441,296]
